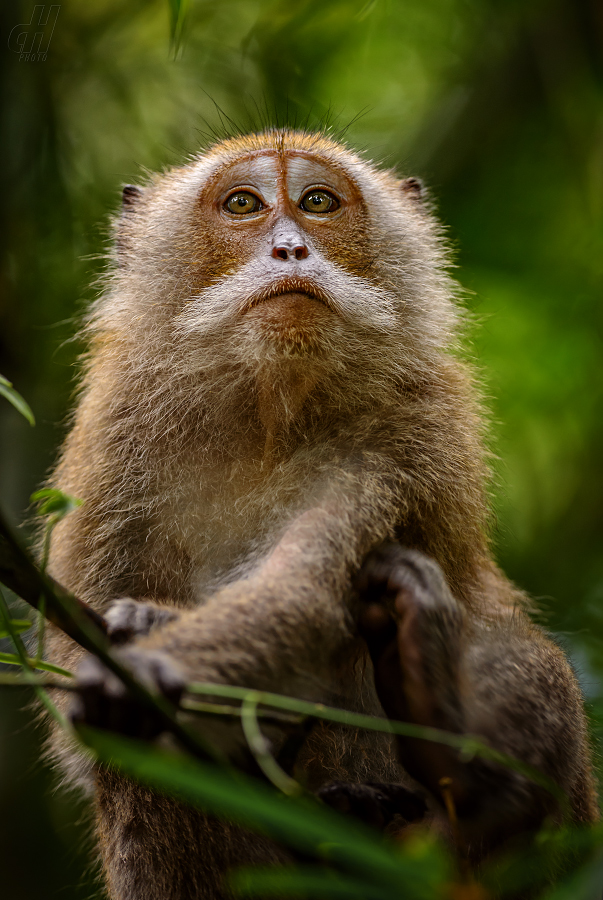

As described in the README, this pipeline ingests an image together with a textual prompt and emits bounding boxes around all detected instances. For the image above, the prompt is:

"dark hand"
[70,646,185,740]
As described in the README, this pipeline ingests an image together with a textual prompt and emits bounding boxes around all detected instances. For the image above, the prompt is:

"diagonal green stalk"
[0,651,73,677]
[0,511,221,763]
[240,693,303,796]
[0,586,69,729]
[186,681,566,805]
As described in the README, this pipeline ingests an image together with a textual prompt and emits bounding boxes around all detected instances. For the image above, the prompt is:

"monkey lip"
[243,277,333,312]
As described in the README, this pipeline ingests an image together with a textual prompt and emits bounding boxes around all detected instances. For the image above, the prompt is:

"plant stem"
[186,681,564,804]
[240,693,303,797]
[0,586,69,729]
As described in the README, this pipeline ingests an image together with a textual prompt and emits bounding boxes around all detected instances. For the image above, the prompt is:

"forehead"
[205,149,357,198]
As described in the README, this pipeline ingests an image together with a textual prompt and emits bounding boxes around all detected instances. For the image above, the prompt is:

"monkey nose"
[271,243,309,261]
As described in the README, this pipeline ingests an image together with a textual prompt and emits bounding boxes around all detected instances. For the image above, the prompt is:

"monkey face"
[200,150,365,352]
[162,140,408,354]
[113,131,457,389]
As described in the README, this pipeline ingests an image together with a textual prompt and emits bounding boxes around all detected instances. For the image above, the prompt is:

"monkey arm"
[140,512,387,696]
[130,456,411,690]
[65,491,401,775]
[62,456,409,740]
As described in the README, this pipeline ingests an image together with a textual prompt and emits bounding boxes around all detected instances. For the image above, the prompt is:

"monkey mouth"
[243,277,333,312]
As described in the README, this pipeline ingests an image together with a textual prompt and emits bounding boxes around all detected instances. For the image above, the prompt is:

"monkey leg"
[357,545,469,794]
[356,544,598,861]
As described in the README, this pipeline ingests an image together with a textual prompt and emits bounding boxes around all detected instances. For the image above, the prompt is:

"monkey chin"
[244,291,332,357]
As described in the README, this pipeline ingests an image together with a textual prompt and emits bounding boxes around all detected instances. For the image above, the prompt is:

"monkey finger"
[70,655,123,728]
[358,603,399,667]
[355,542,404,599]
[70,649,185,737]
[105,598,180,645]
[147,654,186,707]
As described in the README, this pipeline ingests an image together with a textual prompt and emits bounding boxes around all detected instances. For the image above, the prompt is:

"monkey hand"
[356,544,470,802]
[69,647,185,740]
[105,598,180,645]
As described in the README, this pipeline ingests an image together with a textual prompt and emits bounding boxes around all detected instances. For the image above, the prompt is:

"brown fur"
[45,130,598,898]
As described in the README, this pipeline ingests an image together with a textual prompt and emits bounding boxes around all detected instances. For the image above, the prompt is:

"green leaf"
[168,0,190,52]
[0,651,73,677]
[77,727,449,893]
[30,488,83,518]
[231,866,395,899]
[0,375,35,425]
[0,618,32,639]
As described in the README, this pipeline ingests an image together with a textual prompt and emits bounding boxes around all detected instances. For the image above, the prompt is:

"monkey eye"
[224,191,264,215]
[300,190,340,214]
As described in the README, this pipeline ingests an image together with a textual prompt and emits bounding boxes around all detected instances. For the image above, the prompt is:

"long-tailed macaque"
[45,129,598,899]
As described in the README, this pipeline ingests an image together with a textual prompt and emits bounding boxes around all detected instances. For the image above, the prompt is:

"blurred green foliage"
[0,0,601,897]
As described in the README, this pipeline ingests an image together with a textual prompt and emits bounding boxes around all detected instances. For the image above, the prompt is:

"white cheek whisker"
[173,257,399,337]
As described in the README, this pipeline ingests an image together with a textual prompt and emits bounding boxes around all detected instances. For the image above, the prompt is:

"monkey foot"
[318,780,427,830]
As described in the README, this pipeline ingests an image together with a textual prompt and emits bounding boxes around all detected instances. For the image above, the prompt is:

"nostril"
[294,246,309,260]
[272,247,289,260]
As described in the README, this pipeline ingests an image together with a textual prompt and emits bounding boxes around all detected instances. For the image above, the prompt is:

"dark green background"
[0,1,601,896]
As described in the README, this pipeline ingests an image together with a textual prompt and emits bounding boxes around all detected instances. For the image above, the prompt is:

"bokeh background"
[0,0,602,896]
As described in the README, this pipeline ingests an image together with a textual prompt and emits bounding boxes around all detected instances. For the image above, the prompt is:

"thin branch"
[0,672,77,689]
[186,682,566,805]
[0,511,108,640]
[183,698,303,726]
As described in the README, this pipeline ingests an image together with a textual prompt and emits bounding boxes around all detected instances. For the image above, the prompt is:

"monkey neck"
[255,363,319,463]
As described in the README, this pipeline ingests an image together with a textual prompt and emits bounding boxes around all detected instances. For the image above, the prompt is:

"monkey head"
[101,132,458,434]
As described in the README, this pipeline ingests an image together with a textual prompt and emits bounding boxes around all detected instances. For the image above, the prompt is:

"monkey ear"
[400,177,425,202]
[122,184,144,209]
[116,186,143,267]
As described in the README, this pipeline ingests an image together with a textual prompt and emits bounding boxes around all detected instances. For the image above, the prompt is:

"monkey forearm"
[141,472,408,690]
[261,504,388,586]
[140,568,352,699]
[358,549,598,860]
[261,453,413,581]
